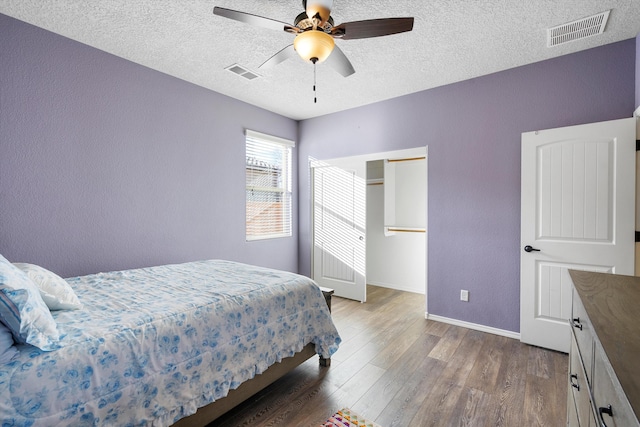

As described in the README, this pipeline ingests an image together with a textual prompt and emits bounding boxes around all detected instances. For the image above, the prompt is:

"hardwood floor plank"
[465,333,509,393]
[486,338,529,427]
[409,329,485,426]
[527,344,554,379]
[331,322,363,343]
[338,363,387,408]
[449,387,493,427]
[369,317,430,369]
[375,355,447,427]
[524,373,561,427]
[424,318,452,337]
[443,329,486,384]
[411,377,464,426]
[329,325,381,362]
[551,349,569,423]
[352,333,441,420]
[428,323,468,361]
[322,342,382,388]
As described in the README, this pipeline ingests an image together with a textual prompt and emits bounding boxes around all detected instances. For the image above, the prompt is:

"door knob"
[524,245,540,252]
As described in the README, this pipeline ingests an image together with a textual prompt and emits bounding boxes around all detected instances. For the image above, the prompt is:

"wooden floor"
[211,286,568,427]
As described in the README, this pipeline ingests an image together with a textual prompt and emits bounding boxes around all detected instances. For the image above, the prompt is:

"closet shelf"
[385,226,426,233]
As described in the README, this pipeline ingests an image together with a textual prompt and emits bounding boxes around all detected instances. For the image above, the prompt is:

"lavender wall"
[0,14,299,278]
[298,39,637,333]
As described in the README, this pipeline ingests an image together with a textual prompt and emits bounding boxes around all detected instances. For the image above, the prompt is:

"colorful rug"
[320,408,381,427]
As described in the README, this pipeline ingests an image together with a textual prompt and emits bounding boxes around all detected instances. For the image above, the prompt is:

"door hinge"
[636,140,640,151]
[636,231,640,243]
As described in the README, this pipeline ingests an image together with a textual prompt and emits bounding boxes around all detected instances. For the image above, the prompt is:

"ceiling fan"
[213,0,414,77]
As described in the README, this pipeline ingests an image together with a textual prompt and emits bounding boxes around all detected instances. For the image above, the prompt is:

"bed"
[0,257,341,426]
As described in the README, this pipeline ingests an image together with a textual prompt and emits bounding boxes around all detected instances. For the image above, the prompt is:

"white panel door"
[312,163,366,302]
[520,118,635,353]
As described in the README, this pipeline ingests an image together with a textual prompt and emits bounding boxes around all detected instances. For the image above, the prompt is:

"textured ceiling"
[1,1,640,120]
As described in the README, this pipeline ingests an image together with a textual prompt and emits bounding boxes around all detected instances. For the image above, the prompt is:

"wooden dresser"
[568,270,640,427]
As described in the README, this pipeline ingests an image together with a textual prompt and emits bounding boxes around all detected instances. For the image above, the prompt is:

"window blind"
[245,130,294,241]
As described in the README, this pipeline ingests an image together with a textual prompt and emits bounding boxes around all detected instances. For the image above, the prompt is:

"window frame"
[245,129,294,241]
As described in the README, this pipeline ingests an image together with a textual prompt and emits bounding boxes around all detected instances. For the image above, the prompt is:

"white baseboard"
[425,312,520,340]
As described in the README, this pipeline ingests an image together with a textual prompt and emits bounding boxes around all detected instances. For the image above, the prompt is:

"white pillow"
[0,254,60,351]
[13,263,82,311]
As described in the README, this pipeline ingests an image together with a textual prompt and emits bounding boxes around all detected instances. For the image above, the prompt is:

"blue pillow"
[0,254,60,351]
[0,321,18,363]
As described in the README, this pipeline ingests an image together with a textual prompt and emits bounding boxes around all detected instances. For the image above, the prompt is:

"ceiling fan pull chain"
[313,61,317,103]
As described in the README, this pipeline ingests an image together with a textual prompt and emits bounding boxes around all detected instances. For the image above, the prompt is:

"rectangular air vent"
[225,64,260,80]
[547,10,610,47]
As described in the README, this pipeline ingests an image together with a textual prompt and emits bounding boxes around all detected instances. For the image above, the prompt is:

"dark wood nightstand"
[319,287,334,312]
[319,287,335,367]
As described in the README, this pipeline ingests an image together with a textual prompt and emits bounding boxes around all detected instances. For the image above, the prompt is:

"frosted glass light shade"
[294,30,335,63]
[306,0,333,23]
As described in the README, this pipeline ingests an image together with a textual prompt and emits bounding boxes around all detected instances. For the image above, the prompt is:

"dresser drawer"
[567,388,580,427]
[571,288,594,385]
[592,344,640,427]
[569,332,593,426]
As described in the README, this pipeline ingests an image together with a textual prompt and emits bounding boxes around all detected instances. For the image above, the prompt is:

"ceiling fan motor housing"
[294,11,334,32]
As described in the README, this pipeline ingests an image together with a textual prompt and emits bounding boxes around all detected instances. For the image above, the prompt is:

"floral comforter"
[0,260,341,426]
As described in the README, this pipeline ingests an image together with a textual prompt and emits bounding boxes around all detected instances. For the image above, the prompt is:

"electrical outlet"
[460,290,469,302]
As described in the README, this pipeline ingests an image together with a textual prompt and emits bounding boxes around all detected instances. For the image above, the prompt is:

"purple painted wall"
[0,14,299,278]
[298,39,637,333]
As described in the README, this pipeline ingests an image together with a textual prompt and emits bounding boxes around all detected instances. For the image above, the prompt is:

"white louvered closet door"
[312,163,366,302]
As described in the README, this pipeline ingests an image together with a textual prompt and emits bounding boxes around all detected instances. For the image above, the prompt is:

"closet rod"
[387,156,425,163]
[387,228,426,233]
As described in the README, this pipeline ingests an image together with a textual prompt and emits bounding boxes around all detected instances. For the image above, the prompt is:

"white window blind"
[245,130,294,241]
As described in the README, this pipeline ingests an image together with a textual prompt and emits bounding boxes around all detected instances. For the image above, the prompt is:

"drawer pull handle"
[569,373,579,390]
[598,404,613,427]
[572,318,583,330]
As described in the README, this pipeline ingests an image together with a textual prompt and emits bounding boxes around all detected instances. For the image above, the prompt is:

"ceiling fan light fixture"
[305,0,333,23]
[293,30,335,63]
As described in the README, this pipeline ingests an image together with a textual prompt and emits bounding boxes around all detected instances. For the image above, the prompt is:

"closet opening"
[311,147,427,306]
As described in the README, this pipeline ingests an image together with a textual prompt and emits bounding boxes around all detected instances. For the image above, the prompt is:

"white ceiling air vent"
[547,10,610,47]
[225,64,260,80]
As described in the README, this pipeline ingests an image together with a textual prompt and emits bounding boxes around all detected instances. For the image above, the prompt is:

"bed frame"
[172,288,334,426]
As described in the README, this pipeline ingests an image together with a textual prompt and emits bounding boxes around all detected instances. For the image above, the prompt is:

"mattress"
[0,260,341,426]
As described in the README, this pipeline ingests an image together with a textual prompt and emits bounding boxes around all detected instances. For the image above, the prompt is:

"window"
[245,130,294,241]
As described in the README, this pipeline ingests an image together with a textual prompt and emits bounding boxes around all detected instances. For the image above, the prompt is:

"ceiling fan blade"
[325,45,355,77]
[213,7,298,33]
[331,17,414,40]
[259,45,296,69]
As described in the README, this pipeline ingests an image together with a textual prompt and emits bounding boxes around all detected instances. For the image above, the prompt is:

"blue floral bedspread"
[0,260,341,426]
